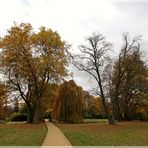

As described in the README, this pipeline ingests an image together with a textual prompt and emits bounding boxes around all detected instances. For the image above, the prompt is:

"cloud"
[0,0,147,90]
[20,0,30,6]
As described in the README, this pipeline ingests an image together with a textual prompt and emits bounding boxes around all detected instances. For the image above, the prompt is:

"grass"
[56,121,148,146]
[84,118,108,123]
[0,123,47,146]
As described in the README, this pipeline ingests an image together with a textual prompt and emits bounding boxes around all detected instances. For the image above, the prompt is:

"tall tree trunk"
[124,106,129,120]
[97,72,116,124]
[27,107,34,123]
[123,96,130,120]
[101,97,116,124]
[110,97,117,124]
[96,69,116,125]
[33,98,42,124]
[114,81,122,121]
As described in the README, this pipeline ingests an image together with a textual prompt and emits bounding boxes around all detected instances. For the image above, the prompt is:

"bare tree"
[70,33,116,124]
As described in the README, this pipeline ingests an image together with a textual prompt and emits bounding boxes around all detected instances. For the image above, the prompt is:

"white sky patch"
[0,0,148,90]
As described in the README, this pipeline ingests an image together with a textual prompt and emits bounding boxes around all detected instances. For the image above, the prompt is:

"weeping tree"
[0,23,69,123]
[53,80,83,123]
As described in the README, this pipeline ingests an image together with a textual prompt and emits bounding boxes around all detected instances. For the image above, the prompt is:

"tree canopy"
[0,23,69,123]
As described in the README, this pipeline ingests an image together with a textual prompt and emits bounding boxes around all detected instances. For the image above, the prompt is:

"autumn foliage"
[0,23,148,124]
[0,23,68,123]
[52,80,83,123]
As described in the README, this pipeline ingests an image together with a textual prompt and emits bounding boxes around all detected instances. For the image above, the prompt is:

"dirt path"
[42,122,72,146]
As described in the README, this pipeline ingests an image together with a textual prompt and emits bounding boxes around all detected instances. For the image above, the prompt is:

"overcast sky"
[0,0,148,91]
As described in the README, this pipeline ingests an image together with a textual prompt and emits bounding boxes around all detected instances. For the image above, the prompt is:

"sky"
[0,0,148,91]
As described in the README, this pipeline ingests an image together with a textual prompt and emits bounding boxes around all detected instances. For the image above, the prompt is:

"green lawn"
[56,121,148,146]
[0,123,47,146]
[84,118,108,123]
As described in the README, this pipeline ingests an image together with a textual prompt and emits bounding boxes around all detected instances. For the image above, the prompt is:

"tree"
[112,34,142,121]
[87,96,105,118]
[0,23,69,123]
[82,91,106,119]
[70,33,116,124]
[53,80,83,123]
[112,51,148,120]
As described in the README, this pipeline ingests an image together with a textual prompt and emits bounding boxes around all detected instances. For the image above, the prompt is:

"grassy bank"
[56,121,148,146]
[0,123,47,146]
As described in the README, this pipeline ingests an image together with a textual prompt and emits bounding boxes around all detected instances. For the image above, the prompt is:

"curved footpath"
[42,122,72,146]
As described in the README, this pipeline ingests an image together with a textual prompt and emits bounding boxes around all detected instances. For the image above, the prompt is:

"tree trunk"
[101,96,116,125]
[109,97,117,124]
[33,98,42,124]
[108,114,116,124]
[97,72,116,125]
[116,104,122,121]
[27,107,34,123]
[123,99,129,120]
[114,83,122,121]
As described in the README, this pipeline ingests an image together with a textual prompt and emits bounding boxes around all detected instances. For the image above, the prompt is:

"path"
[42,122,72,146]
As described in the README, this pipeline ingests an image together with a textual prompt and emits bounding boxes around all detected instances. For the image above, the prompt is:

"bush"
[10,112,27,121]
[10,112,20,121]
[12,114,27,121]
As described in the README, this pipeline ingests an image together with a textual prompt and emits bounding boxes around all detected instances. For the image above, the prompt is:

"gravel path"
[42,122,72,146]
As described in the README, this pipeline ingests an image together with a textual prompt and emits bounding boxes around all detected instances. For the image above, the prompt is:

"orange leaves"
[0,23,69,123]
[0,22,69,85]
[53,80,83,123]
